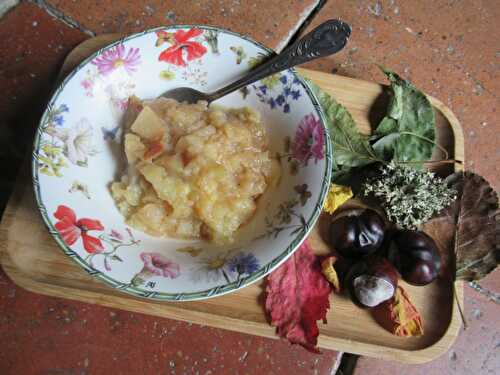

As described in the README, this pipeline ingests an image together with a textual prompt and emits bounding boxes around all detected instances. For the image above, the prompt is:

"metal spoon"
[161,19,351,104]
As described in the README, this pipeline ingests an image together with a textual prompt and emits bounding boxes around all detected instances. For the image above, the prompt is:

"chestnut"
[388,230,441,286]
[329,209,385,258]
[346,256,398,308]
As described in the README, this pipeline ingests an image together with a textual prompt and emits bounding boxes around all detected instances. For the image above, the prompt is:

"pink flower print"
[81,79,92,90]
[81,78,94,97]
[141,252,180,278]
[131,252,180,287]
[292,114,325,165]
[109,229,123,241]
[92,44,141,76]
[117,99,129,111]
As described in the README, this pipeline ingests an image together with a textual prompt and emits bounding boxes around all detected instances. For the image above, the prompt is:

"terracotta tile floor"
[45,0,321,51]
[0,1,499,374]
[0,2,88,213]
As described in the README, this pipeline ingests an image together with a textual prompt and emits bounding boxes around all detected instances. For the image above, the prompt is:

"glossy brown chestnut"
[388,230,441,286]
[329,209,385,258]
[346,256,398,308]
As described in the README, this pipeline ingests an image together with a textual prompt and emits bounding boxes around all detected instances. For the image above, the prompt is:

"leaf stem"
[396,159,462,166]
[454,283,467,330]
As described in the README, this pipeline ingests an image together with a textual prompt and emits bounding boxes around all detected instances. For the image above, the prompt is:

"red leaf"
[265,240,331,352]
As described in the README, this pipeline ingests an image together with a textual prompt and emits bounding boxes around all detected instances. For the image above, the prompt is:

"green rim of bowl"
[32,24,333,301]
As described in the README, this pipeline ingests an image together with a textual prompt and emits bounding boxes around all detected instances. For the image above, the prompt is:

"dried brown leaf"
[422,171,500,281]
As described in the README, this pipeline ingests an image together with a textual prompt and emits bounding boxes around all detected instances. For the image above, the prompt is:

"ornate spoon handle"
[208,19,351,102]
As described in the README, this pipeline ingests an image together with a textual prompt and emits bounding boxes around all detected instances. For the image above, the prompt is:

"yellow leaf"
[323,184,353,214]
[321,256,341,292]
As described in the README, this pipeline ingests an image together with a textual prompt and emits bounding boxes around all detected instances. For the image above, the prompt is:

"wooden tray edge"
[1,258,463,364]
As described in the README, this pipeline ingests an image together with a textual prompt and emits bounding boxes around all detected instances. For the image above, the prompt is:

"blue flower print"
[48,104,69,127]
[251,72,302,113]
[269,97,276,109]
[276,94,285,106]
[53,115,64,126]
[227,252,260,277]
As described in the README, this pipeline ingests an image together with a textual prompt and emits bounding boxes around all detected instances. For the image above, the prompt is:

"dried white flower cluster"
[362,162,456,229]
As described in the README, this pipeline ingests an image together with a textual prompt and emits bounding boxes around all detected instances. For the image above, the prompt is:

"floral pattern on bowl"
[33,25,332,301]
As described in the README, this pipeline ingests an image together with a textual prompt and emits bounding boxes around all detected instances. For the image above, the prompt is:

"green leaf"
[374,117,398,135]
[306,79,380,179]
[373,67,436,166]
[372,132,399,161]
[331,164,353,182]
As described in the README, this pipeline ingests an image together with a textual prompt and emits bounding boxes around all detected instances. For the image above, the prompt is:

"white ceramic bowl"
[33,25,331,301]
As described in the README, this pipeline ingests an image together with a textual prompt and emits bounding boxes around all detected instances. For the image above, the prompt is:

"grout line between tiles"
[468,281,500,304]
[279,0,328,51]
[29,0,96,36]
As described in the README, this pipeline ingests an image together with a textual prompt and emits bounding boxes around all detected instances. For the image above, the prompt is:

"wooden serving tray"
[0,35,464,363]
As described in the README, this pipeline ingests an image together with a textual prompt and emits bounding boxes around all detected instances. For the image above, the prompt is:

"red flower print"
[156,28,207,67]
[54,205,105,253]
